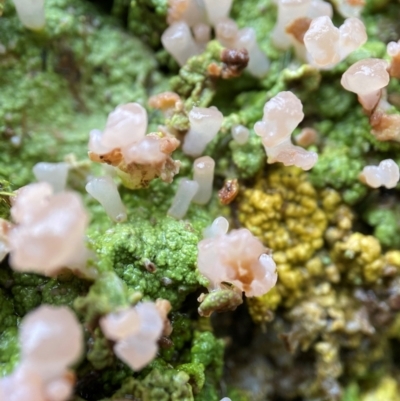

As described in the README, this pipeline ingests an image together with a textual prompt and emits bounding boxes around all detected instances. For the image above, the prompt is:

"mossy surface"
[2,0,400,400]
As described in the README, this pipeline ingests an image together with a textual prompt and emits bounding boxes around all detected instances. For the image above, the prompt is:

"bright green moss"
[0,0,160,189]
[10,283,42,316]
[74,271,133,324]
[307,82,354,119]
[161,313,193,362]
[169,40,223,111]
[342,383,361,401]
[310,146,367,204]
[0,328,19,377]
[87,328,115,370]
[0,289,18,333]
[364,205,400,249]
[90,215,202,308]
[0,283,19,378]
[109,368,194,401]
[229,134,265,179]
[123,0,168,48]
[1,269,87,317]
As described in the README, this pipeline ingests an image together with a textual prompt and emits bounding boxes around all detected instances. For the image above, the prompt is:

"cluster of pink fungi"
[100,299,171,371]
[198,217,278,297]
[0,182,93,277]
[88,102,181,190]
[254,91,318,171]
[0,300,171,400]
[0,306,83,401]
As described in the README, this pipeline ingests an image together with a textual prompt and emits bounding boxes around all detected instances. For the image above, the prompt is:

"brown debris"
[210,48,249,79]
[369,109,400,142]
[148,91,181,114]
[285,17,312,44]
[388,54,400,79]
[155,299,173,337]
[89,133,181,189]
[221,48,249,78]
[295,127,319,147]
[143,259,157,273]
[88,148,123,166]
[207,62,222,77]
[218,179,239,205]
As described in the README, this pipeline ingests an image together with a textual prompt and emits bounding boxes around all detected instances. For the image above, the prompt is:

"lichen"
[89,215,204,308]
[3,0,400,399]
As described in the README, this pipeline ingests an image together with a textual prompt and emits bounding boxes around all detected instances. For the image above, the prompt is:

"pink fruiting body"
[33,162,69,193]
[122,135,167,165]
[304,16,341,66]
[215,17,239,48]
[88,104,181,190]
[307,0,333,18]
[167,0,207,27]
[235,27,270,77]
[193,22,211,49]
[100,103,147,152]
[335,0,364,18]
[100,302,165,371]
[231,124,250,145]
[341,58,390,111]
[168,178,199,219]
[183,106,224,157]
[86,176,127,223]
[197,218,277,297]
[8,183,89,276]
[192,156,215,205]
[215,19,269,77]
[203,0,233,26]
[20,306,83,380]
[100,309,141,342]
[88,129,109,155]
[202,216,229,238]
[0,366,46,401]
[254,91,318,170]
[12,0,45,31]
[304,16,366,67]
[0,305,83,401]
[387,40,400,57]
[161,21,200,66]
[359,159,400,189]
[338,17,367,59]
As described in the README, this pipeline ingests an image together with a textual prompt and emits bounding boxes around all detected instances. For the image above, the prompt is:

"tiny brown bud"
[218,179,239,205]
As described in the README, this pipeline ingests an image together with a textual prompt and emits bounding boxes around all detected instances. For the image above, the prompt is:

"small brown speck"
[148,91,181,111]
[207,62,222,77]
[218,179,239,205]
[220,48,249,79]
[143,259,157,273]
[370,109,400,141]
[388,53,400,79]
